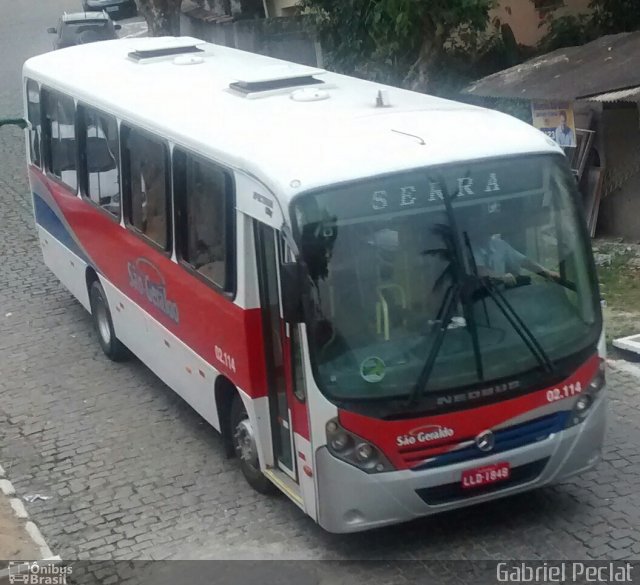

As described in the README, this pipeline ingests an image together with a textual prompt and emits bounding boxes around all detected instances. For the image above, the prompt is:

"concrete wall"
[181,12,323,67]
[597,104,640,240]
[491,0,592,47]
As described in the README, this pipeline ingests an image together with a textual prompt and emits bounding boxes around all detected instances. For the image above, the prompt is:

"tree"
[136,0,183,36]
[538,0,640,51]
[591,0,640,33]
[301,0,497,92]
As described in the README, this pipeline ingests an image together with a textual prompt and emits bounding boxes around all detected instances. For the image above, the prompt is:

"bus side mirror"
[281,262,304,324]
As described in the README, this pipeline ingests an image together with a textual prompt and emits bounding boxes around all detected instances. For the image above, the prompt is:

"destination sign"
[295,157,547,224]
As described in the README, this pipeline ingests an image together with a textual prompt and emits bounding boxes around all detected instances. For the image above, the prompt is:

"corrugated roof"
[585,86,640,103]
[466,31,640,101]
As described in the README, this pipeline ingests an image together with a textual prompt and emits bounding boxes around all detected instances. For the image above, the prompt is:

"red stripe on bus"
[339,354,600,471]
[32,169,272,404]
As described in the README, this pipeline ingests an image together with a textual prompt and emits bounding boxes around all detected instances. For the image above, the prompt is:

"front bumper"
[316,393,606,533]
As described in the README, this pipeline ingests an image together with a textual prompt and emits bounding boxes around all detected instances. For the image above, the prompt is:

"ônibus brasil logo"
[396,424,455,447]
[7,561,72,585]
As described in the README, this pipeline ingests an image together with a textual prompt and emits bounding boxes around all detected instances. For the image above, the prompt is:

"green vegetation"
[596,249,640,344]
[539,0,640,52]
[300,0,505,95]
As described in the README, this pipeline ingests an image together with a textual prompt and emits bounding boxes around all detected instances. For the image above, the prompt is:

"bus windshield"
[292,154,600,403]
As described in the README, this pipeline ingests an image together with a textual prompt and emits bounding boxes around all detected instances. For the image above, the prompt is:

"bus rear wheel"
[230,395,275,494]
[89,280,128,362]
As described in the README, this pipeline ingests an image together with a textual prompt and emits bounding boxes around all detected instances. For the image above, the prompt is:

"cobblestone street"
[1,0,640,574]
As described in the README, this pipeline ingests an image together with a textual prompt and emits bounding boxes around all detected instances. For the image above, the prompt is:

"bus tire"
[230,394,275,494]
[89,280,129,362]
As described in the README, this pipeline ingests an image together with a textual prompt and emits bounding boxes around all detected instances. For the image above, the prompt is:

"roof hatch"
[228,64,327,98]
[127,38,206,63]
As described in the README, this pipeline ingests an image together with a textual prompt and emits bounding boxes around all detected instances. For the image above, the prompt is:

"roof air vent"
[127,38,205,63]
[229,64,328,98]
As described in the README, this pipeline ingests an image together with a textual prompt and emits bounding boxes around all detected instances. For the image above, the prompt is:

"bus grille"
[415,458,549,506]
[407,412,568,471]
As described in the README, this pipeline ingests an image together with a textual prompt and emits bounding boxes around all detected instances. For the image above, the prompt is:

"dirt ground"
[0,494,39,560]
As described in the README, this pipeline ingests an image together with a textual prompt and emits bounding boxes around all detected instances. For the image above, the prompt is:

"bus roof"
[23,37,561,202]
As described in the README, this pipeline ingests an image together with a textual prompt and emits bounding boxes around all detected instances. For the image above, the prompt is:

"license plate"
[461,461,510,489]
[106,6,118,11]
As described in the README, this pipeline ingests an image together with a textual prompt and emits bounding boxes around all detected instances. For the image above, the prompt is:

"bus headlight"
[325,418,394,473]
[565,361,605,428]
[355,443,374,462]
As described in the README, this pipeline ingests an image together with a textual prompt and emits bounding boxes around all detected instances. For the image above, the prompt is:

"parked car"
[47,12,121,50]
[82,0,137,20]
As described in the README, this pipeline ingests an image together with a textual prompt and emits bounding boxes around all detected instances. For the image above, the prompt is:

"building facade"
[492,0,592,47]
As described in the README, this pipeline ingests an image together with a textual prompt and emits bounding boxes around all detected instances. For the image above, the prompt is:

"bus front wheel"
[230,395,275,494]
[89,280,128,362]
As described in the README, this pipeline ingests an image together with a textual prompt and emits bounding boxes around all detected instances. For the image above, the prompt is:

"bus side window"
[26,79,42,168]
[122,127,170,250]
[174,150,232,291]
[80,106,120,219]
[42,89,77,191]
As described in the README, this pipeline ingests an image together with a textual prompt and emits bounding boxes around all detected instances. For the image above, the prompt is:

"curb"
[607,357,640,379]
[0,464,60,561]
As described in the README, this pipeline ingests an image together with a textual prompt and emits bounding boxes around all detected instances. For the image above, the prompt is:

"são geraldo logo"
[127,258,179,323]
[396,425,455,447]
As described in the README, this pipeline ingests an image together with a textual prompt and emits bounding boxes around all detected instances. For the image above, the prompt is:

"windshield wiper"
[407,180,484,407]
[481,277,555,374]
[407,281,458,407]
[407,181,560,406]
[462,232,555,375]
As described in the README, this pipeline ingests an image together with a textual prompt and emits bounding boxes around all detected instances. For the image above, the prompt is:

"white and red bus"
[23,37,606,533]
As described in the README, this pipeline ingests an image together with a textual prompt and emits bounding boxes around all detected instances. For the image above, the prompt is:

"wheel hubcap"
[95,298,111,345]
[234,418,259,470]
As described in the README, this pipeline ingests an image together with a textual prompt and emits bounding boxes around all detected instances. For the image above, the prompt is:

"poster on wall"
[531,101,577,148]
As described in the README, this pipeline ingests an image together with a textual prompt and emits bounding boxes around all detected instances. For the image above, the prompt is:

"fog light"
[330,432,350,452]
[355,443,374,462]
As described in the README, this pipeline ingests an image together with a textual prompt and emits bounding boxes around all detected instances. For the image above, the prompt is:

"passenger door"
[254,221,299,481]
